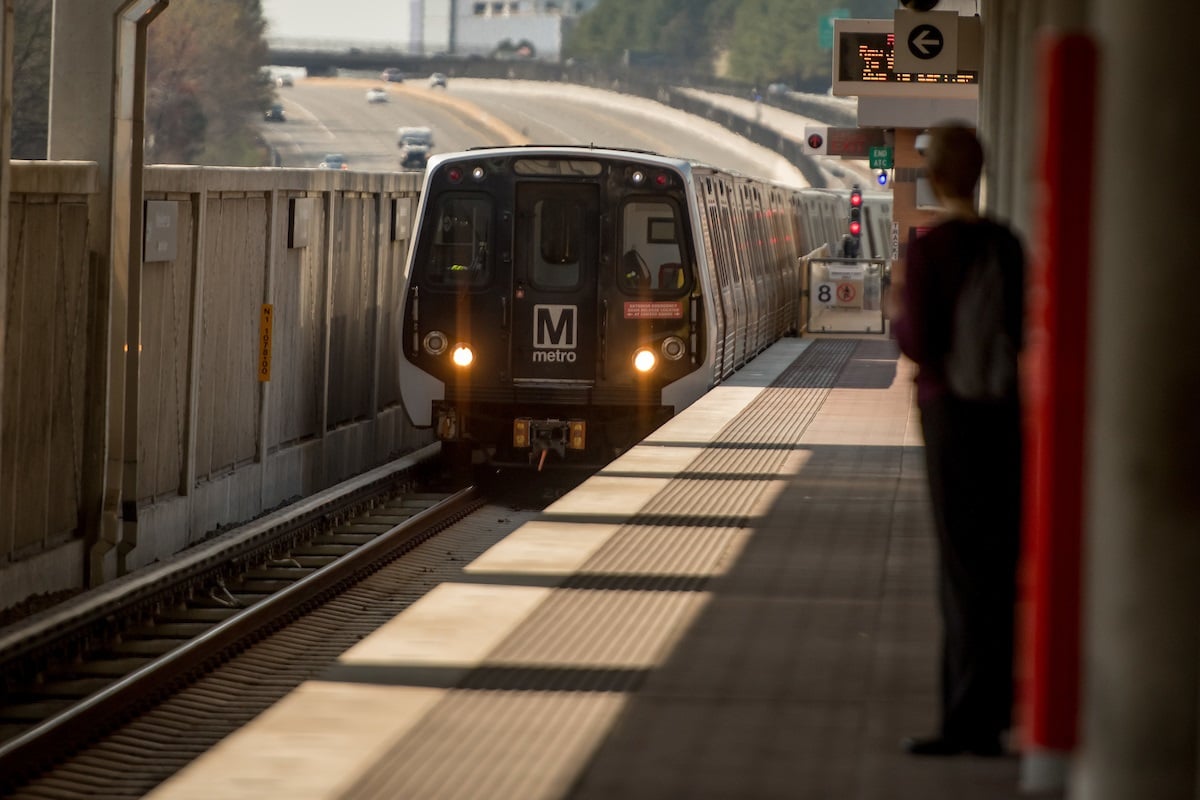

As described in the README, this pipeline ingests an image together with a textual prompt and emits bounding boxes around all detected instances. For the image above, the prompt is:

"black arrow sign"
[908,24,944,60]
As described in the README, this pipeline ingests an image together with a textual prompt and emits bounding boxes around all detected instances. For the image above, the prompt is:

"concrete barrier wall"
[134,167,428,566]
[0,165,428,611]
[1,162,98,605]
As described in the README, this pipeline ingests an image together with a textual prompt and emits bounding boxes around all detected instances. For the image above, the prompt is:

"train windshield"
[426,194,491,287]
[618,200,689,295]
[531,199,584,289]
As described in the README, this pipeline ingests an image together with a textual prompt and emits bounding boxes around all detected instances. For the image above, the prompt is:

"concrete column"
[979,0,1018,222]
[1073,1,1200,798]
[0,0,13,532]
[48,0,167,586]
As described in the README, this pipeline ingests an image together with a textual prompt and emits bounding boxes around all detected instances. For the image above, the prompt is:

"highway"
[258,75,810,186]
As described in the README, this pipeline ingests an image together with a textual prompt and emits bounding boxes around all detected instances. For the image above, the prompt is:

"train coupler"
[513,418,586,469]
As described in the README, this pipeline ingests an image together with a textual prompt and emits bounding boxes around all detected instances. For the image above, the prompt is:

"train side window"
[620,249,650,291]
[531,199,582,289]
[427,195,491,287]
[619,199,688,296]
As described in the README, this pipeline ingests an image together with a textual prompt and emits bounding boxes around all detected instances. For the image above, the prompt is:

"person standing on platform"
[892,124,1026,757]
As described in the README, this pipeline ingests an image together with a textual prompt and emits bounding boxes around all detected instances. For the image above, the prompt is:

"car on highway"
[276,74,294,88]
[428,72,447,89]
[318,153,349,170]
[366,86,389,103]
[380,67,404,82]
[397,126,434,169]
[264,103,286,122]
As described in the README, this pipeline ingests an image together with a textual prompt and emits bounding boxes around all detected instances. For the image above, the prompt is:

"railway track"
[0,447,496,795]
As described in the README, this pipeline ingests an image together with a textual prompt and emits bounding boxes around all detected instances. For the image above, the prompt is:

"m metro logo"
[533,305,576,349]
[532,304,578,363]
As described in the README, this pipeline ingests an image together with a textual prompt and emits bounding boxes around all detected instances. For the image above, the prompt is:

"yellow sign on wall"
[258,304,273,382]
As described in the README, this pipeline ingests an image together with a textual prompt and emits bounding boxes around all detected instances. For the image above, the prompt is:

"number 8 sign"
[816,282,835,305]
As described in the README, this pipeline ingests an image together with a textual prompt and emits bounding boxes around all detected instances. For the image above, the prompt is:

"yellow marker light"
[513,418,531,448]
[452,344,474,367]
[568,420,586,450]
[633,348,657,373]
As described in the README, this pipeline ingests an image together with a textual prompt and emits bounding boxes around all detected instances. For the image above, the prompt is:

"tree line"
[565,0,895,89]
[10,0,273,165]
[9,0,895,164]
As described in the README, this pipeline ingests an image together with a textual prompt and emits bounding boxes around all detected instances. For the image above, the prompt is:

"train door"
[510,183,599,384]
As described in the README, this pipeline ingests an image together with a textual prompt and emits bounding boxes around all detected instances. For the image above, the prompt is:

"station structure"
[0,2,1197,797]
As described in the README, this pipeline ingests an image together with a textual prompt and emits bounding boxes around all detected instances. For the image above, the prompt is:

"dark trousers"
[919,392,1022,743]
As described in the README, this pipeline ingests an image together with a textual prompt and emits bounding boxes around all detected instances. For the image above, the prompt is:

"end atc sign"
[803,126,886,157]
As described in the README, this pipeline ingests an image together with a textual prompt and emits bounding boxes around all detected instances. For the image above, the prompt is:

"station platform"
[147,337,1033,800]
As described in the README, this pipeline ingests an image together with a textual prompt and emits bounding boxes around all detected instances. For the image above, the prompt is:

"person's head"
[924,124,984,204]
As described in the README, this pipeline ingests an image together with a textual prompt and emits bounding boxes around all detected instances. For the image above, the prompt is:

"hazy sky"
[261,0,411,46]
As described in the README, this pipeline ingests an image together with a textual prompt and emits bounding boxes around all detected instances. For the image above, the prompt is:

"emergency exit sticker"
[258,304,273,381]
[623,301,683,319]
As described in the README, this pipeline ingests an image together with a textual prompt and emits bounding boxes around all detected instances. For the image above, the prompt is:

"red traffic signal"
[848,185,863,242]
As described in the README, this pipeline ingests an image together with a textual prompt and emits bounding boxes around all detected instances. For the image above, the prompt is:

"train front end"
[398,147,707,468]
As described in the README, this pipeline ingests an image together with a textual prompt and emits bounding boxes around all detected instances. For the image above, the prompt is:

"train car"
[397,145,885,468]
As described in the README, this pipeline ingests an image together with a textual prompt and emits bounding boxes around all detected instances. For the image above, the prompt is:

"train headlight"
[661,336,686,361]
[423,330,449,356]
[630,170,646,186]
[471,166,486,181]
[452,344,475,367]
[633,348,657,373]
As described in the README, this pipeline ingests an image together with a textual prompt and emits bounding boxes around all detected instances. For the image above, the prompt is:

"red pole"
[1020,33,1097,751]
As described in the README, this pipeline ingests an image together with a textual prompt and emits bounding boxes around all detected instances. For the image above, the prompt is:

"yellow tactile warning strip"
[339,583,552,668]
[148,337,880,800]
[487,588,710,669]
[466,520,622,575]
[346,691,628,799]
[141,682,447,800]
[341,338,860,798]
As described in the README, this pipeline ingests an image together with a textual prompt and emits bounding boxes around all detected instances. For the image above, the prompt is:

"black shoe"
[901,735,1006,757]
[902,736,965,756]
[965,738,1006,757]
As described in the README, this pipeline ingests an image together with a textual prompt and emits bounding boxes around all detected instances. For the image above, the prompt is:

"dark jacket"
[893,218,1025,405]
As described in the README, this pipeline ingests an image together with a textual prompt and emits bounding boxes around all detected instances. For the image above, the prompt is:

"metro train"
[398,145,890,468]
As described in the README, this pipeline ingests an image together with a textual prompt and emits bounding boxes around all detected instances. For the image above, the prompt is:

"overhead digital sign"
[832,18,979,99]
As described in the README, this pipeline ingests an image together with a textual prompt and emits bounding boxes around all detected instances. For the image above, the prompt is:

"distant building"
[414,0,600,61]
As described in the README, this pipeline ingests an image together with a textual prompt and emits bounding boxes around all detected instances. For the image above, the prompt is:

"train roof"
[424,144,889,199]
[427,144,703,176]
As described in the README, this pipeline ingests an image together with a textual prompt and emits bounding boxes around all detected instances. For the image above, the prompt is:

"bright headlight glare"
[633,348,656,373]
[452,344,474,367]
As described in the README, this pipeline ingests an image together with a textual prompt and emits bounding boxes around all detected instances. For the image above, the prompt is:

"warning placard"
[836,281,862,308]
[623,301,683,319]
